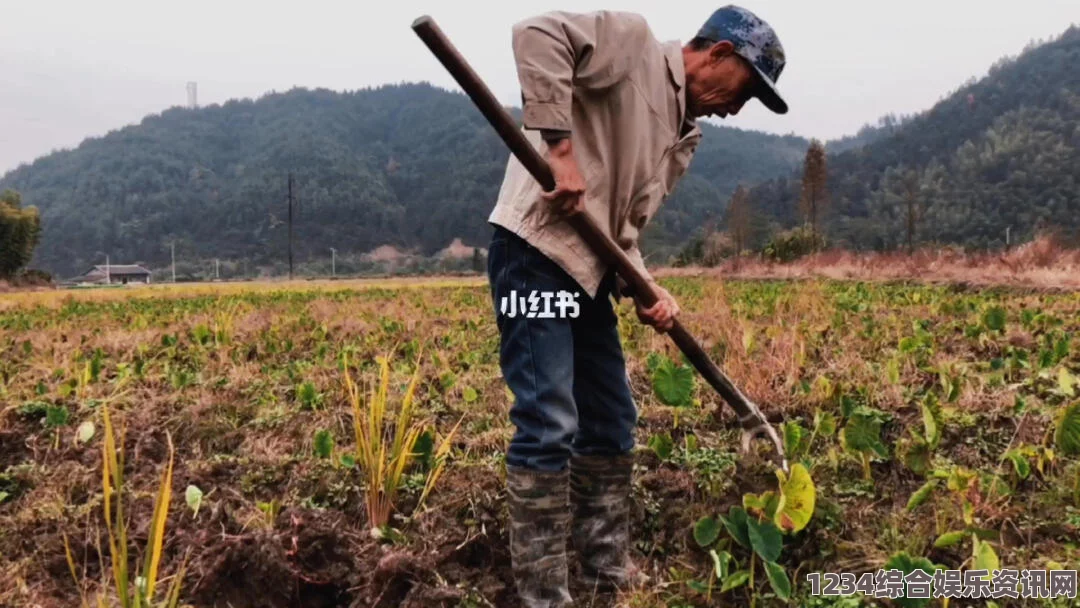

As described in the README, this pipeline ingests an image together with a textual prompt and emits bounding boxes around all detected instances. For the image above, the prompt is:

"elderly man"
[485,5,788,605]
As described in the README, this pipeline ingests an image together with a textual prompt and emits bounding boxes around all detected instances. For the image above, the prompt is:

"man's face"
[684,41,759,119]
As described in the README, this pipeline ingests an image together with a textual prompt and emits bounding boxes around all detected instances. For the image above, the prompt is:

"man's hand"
[635,282,679,333]
[541,138,586,216]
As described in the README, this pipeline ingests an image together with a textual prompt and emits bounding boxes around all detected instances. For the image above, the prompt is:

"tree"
[901,170,924,255]
[471,247,484,273]
[726,184,751,258]
[0,189,42,279]
[798,139,828,237]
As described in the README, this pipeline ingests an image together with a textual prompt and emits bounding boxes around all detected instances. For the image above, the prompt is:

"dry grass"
[0,275,485,311]
[661,235,1080,290]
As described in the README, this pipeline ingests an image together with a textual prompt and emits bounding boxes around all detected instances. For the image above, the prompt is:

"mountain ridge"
[0,83,812,277]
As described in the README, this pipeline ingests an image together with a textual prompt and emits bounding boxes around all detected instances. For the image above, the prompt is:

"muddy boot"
[506,465,574,608]
[569,453,645,593]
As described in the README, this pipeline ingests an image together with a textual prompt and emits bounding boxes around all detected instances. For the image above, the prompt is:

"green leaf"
[710,549,731,580]
[185,485,204,517]
[720,569,749,593]
[842,412,888,459]
[884,552,936,608]
[1054,337,1070,362]
[747,518,782,562]
[462,386,478,403]
[763,561,791,600]
[813,410,837,437]
[903,438,931,477]
[906,479,938,512]
[45,405,69,428]
[1005,450,1031,480]
[947,466,976,492]
[743,491,779,520]
[774,463,815,533]
[718,506,750,548]
[313,429,334,459]
[686,579,710,594]
[339,453,356,468]
[982,306,1006,332]
[898,337,918,354]
[933,531,967,548]
[652,357,696,407]
[782,421,805,458]
[643,352,663,374]
[76,420,95,444]
[921,394,941,449]
[1055,402,1080,456]
[1013,394,1028,415]
[972,537,999,573]
[647,433,674,461]
[0,491,9,504]
[414,431,435,471]
[693,516,721,547]
[886,357,901,384]
[297,381,319,408]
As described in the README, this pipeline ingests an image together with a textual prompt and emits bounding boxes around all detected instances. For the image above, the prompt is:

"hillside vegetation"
[0,85,808,278]
[742,26,1080,252]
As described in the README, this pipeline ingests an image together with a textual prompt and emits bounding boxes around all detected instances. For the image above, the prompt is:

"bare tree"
[726,184,751,258]
[798,139,828,236]
[902,170,924,255]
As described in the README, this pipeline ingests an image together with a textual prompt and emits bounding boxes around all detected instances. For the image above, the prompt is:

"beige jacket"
[488,10,703,299]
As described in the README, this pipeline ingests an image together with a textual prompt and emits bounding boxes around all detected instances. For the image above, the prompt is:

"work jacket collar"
[664,41,698,137]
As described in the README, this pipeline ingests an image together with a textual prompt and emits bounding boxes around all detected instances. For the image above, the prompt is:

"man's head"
[682,5,787,119]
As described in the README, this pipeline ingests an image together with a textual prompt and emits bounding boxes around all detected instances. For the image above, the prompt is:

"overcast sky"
[2,0,1078,173]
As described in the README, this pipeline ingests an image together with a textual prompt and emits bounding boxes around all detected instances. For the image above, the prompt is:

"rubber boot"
[506,465,574,608]
[569,453,644,593]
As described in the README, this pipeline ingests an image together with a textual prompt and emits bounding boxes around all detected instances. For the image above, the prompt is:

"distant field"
[1,277,1078,607]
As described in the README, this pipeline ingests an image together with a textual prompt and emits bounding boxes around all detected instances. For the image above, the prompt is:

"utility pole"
[287,172,294,280]
[171,242,176,283]
[215,258,220,280]
[105,255,110,285]
[330,248,336,278]
[1005,226,1011,249]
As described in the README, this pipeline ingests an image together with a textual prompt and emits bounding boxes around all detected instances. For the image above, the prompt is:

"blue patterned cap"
[696,5,788,114]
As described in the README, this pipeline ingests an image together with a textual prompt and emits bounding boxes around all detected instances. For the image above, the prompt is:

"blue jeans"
[487,224,638,472]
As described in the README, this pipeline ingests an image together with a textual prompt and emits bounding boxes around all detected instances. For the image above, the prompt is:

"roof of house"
[82,265,152,276]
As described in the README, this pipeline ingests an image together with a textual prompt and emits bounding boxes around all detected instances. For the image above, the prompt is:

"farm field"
[1,277,1078,608]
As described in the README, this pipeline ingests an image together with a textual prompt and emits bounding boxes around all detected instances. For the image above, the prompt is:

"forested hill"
[744,25,1080,251]
[0,83,809,277]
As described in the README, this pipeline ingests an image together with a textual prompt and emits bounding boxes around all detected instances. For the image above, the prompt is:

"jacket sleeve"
[511,11,649,132]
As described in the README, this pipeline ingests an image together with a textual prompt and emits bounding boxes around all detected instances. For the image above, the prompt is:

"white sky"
[2,0,1078,173]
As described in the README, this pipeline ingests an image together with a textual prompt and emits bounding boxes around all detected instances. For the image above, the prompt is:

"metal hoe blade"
[410,15,788,472]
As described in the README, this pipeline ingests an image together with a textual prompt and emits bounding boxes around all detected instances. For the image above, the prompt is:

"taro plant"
[840,404,890,481]
[905,465,1005,564]
[898,392,944,477]
[296,380,323,411]
[650,352,697,426]
[691,463,816,605]
[780,408,836,467]
[64,402,187,607]
[1056,401,1080,456]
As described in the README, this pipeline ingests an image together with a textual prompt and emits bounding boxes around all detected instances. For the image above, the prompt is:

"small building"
[75,264,152,285]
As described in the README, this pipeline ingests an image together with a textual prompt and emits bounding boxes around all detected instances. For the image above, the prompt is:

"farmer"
[485,5,788,605]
